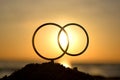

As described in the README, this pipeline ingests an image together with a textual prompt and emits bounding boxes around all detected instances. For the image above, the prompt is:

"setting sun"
[59,60,72,68]
[33,23,88,60]
[59,30,68,50]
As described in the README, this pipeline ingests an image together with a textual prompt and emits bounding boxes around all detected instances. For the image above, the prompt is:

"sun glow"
[34,22,87,59]
[59,60,72,68]
[59,31,68,49]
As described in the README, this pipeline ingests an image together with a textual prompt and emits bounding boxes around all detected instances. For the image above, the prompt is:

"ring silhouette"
[32,23,89,61]
[58,23,89,56]
[32,23,69,60]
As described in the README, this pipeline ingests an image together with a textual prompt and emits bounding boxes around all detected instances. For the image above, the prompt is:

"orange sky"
[0,0,120,63]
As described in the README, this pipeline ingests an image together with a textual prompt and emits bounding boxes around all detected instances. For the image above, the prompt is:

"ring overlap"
[32,23,89,61]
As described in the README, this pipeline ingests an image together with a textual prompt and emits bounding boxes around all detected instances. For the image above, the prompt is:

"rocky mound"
[0,62,95,80]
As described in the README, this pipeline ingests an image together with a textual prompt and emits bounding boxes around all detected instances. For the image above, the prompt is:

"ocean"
[0,61,120,78]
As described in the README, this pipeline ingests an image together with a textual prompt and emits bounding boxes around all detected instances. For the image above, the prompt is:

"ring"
[58,23,89,56]
[32,23,89,61]
[32,23,69,60]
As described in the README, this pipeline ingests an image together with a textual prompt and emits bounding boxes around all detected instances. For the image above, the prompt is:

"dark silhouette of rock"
[93,75,106,80]
[0,62,95,80]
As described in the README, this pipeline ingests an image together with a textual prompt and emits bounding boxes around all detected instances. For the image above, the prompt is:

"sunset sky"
[0,0,120,63]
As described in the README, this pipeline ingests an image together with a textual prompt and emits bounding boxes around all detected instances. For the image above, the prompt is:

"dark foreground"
[0,62,120,80]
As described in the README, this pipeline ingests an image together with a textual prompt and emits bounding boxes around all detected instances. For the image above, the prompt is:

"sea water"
[0,61,120,78]
[72,63,120,77]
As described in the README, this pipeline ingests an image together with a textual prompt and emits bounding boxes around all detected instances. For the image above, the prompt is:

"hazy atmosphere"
[0,0,120,63]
